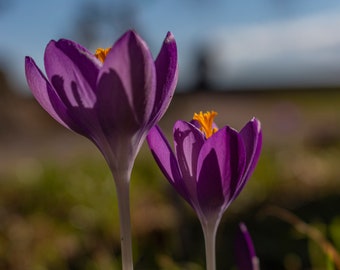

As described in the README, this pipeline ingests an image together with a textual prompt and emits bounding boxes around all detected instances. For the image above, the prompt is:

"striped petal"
[44,39,100,108]
[25,56,78,132]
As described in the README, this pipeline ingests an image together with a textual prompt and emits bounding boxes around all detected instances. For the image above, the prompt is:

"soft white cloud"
[210,11,340,88]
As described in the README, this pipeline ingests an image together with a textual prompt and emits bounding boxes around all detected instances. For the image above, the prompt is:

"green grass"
[0,90,340,269]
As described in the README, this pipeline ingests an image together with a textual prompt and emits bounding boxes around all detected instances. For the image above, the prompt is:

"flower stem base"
[201,219,219,270]
[114,170,134,270]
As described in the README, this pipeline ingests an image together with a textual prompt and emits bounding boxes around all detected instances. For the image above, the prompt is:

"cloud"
[210,11,340,88]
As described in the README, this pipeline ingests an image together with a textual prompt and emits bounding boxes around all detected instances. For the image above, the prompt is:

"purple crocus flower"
[235,223,260,270]
[25,30,178,270]
[147,111,262,270]
[25,30,177,175]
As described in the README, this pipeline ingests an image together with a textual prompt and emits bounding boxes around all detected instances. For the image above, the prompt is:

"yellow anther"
[94,48,111,63]
[193,111,218,138]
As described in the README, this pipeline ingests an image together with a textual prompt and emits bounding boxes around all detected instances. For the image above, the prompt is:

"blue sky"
[2,0,340,91]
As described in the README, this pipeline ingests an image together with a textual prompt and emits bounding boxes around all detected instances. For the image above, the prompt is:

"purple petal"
[240,118,262,178]
[94,69,142,171]
[233,118,262,199]
[196,148,225,217]
[197,127,246,216]
[25,56,75,130]
[44,39,100,108]
[235,223,260,270]
[147,126,188,200]
[151,32,178,123]
[98,30,156,129]
[173,121,205,181]
[96,68,138,138]
[43,39,106,141]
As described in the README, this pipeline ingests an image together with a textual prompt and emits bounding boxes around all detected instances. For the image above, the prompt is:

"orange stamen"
[193,111,218,138]
[94,47,111,63]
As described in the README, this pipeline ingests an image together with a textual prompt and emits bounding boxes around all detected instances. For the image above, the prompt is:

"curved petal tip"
[165,31,176,43]
[250,117,261,133]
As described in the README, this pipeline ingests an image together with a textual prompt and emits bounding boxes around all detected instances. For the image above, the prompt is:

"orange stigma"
[95,47,111,63]
[193,111,218,138]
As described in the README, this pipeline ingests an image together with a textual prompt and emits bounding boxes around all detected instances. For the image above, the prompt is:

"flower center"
[193,111,218,138]
[94,47,111,63]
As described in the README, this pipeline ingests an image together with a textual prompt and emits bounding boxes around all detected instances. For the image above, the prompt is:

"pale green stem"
[114,169,134,270]
[201,219,219,270]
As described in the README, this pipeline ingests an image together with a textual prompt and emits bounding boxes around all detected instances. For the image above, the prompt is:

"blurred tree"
[0,67,12,97]
[73,0,142,49]
[0,67,15,133]
[192,45,215,92]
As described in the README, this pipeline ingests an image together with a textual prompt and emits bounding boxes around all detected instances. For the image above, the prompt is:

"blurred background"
[1,0,340,269]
